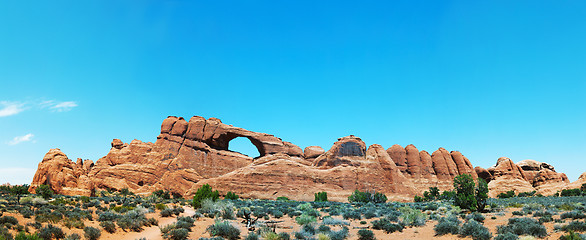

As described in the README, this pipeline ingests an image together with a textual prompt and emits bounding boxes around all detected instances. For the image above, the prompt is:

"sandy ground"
[3,206,573,239]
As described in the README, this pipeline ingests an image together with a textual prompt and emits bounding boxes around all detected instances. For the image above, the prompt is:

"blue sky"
[1,1,585,184]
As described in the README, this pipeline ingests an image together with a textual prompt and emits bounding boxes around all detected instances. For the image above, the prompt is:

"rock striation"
[477,158,574,197]
[29,115,584,201]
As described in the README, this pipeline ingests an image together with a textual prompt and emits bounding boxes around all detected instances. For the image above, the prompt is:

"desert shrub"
[558,231,585,240]
[497,217,547,238]
[399,207,426,227]
[245,232,260,240]
[63,218,85,229]
[206,220,240,240]
[0,216,18,225]
[117,209,148,232]
[342,211,361,220]
[494,232,519,240]
[0,227,12,240]
[152,190,171,199]
[276,196,289,201]
[36,185,53,200]
[562,211,586,220]
[155,203,168,210]
[65,233,81,240]
[562,221,586,232]
[466,212,485,223]
[99,221,116,233]
[517,191,536,198]
[475,179,489,212]
[38,224,65,240]
[199,199,235,219]
[561,189,582,197]
[328,227,349,240]
[434,215,461,236]
[160,208,175,217]
[175,220,193,231]
[512,211,525,216]
[322,218,349,226]
[414,195,424,202]
[539,215,553,224]
[497,191,516,199]
[295,214,316,225]
[19,209,33,219]
[164,228,189,240]
[26,222,42,230]
[454,174,477,211]
[83,226,101,240]
[371,218,403,233]
[192,184,219,208]
[225,192,239,200]
[14,231,41,240]
[459,220,492,240]
[271,210,284,218]
[357,229,375,240]
[348,190,386,203]
[97,212,119,222]
[314,192,328,202]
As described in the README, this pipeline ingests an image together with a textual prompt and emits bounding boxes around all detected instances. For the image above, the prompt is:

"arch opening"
[228,137,262,158]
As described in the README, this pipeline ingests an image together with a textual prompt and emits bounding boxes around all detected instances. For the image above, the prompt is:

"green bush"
[371,218,403,233]
[434,215,461,236]
[497,217,547,238]
[357,229,375,240]
[459,220,492,240]
[493,232,519,240]
[36,185,54,200]
[497,191,516,199]
[558,231,585,240]
[475,178,488,212]
[400,207,426,227]
[439,190,456,200]
[454,174,477,211]
[38,224,65,240]
[164,228,189,240]
[14,231,41,240]
[348,190,386,203]
[152,190,170,199]
[192,184,219,208]
[295,214,317,225]
[561,189,582,197]
[562,221,586,232]
[276,196,289,201]
[156,203,168,210]
[561,211,586,220]
[83,227,101,240]
[342,211,361,220]
[466,212,485,223]
[206,220,240,240]
[99,221,116,233]
[414,195,424,202]
[314,192,328,202]
[225,191,239,200]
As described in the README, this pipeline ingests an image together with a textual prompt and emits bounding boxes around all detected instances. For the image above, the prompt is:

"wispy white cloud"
[50,101,78,112]
[0,101,26,117]
[8,133,34,145]
[0,168,36,185]
[40,100,78,112]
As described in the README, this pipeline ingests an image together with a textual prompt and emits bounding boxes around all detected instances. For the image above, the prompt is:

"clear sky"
[1,1,585,185]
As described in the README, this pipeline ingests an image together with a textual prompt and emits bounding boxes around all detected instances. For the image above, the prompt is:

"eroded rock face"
[303,146,325,159]
[481,158,574,197]
[29,115,582,200]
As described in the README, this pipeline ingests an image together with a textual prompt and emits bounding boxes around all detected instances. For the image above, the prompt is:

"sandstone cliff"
[29,115,584,201]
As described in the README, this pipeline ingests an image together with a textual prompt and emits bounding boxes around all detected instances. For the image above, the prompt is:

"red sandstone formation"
[29,115,585,201]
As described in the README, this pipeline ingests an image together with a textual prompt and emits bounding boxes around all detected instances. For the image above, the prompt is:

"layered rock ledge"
[29,116,584,201]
